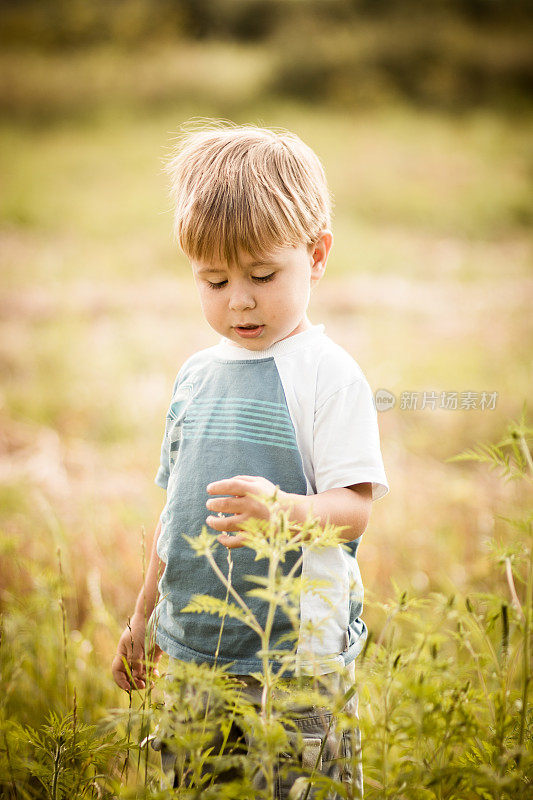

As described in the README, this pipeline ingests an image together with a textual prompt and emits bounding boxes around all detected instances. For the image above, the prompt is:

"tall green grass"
[1,410,531,797]
[1,38,531,796]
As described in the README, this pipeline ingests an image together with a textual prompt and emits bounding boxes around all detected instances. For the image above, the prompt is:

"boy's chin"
[232,336,268,350]
[226,326,269,349]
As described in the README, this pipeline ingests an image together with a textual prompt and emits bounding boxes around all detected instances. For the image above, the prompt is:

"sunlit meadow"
[0,34,532,797]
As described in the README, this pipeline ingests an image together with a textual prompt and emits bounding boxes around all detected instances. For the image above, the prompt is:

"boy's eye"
[206,274,274,288]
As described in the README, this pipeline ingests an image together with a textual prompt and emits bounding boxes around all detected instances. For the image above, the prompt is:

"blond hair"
[164,120,333,266]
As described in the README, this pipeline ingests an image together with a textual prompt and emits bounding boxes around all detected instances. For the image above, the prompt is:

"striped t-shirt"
[150,323,388,675]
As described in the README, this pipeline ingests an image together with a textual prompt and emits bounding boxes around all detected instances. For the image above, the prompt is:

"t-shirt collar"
[216,323,325,360]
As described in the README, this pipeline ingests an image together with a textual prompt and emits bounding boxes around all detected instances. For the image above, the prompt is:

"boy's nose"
[228,287,256,311]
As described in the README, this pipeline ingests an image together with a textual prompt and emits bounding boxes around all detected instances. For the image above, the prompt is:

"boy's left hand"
[205,475,281,549]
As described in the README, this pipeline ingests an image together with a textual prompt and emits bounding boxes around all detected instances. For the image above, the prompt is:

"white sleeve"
[313,377,389,501]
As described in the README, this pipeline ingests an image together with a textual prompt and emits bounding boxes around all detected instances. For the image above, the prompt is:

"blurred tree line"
[2,0,532,109]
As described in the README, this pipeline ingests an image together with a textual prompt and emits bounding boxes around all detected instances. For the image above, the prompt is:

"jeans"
[154,662,363,799]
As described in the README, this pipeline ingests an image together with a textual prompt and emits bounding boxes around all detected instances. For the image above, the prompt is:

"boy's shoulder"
[269,326,372,412]
[167,344,221,396]
[308,330,369,402]
[314,331,365,377]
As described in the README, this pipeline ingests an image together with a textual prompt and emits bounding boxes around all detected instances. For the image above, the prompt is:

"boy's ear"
[310,230,333,284]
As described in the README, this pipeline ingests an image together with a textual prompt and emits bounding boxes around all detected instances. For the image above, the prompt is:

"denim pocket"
[276,711,341,800]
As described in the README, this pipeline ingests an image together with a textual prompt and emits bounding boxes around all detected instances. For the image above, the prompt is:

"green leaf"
[181,594,256,628]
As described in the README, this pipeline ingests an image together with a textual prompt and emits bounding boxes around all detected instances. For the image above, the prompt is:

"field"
[1,38,532,797]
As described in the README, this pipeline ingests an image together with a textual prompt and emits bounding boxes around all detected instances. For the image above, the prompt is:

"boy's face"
[191,235,331,351]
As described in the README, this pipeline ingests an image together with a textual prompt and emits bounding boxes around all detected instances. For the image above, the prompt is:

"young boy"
[112,122,388,796]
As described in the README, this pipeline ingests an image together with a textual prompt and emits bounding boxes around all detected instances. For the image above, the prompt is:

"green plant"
[1,409,531,798]
[138,408,532,798]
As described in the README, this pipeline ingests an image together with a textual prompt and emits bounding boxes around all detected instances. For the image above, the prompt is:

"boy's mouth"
[234,324,265,339]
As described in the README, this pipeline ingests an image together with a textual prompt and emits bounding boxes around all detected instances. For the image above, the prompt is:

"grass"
[0,414,531,797]
[0,39,532,797]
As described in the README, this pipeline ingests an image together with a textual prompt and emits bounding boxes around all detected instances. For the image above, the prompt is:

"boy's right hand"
[111,615,162,693]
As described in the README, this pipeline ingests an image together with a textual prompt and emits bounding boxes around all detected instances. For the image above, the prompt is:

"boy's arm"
[111,518,165,691]
[205,476,373,549]
[280,482,373,540]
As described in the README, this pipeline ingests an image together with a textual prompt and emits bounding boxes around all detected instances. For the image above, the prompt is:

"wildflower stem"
[261,548,280,720]
[505,557,525,620]
[285,549,304,583]
[57,548,70,709]
[137,527,147,782]
[259,544,281,798]
[51,739,62,800]
[204,548,263,637]
[203,549,234,790]
[518,531,532,758]
[213,549,233,667]
[3,730,19,800]
[120,619,134,782]
[518,429,533,477]
[72,689,84,797]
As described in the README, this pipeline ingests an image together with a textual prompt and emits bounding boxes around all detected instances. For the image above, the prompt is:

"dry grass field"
[0,38,532,796]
